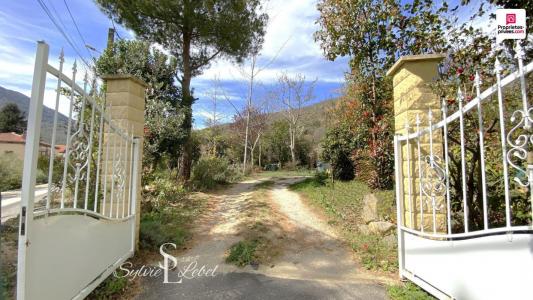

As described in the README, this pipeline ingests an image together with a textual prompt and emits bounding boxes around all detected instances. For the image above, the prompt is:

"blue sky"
[0,0,495,128]
[0,0,350,129]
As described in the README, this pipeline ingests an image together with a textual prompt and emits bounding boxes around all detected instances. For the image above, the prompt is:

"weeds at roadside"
[0,217,19,300]
[88,270,129,299]
[387,282,435,300]
[226,239,259,267]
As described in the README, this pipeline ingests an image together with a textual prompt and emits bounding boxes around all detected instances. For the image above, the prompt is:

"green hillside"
[0,86,69,144]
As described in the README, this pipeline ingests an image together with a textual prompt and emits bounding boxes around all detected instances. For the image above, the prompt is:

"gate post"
[387,54,446,232]
[102,75,146,249]
[17,41,49,300]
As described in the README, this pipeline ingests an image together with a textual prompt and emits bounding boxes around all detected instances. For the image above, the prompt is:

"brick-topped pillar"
[387,54,447,233]
[102,74,146,248]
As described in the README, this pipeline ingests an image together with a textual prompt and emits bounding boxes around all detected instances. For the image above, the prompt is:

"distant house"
[0,132,63,160]
[55,144,67,156]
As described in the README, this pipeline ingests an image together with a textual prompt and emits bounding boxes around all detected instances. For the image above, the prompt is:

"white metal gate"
[16,41,140,300]
[394,42,533,300]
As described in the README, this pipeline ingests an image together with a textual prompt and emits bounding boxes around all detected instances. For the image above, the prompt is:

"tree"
[273,73,316,166]
[237,36,288,173]
[262,120,290,166]
[204,76,224,157]
[95,39,186,170]
[314,0,447,188]
[231,106,266,168]
[96,0,268,181]
[430,8,532,230]
[0,103,26,133]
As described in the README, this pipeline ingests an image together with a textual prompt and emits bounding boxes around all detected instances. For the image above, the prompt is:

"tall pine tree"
[96,0,268,181]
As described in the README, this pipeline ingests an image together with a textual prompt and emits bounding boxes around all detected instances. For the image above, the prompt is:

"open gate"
[393,42,533,299]
[16,41,140,300]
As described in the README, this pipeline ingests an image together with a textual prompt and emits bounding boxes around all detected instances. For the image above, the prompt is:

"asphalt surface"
[139,271,388,300]
[1,184,48,223]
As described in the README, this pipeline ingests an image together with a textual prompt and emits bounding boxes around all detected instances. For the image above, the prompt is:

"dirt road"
[138,177,389,299]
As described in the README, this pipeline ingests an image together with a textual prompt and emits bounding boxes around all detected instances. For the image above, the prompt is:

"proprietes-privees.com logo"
[496,9,526,43]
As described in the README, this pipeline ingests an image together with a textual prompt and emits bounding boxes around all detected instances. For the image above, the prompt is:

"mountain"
[204,98,339,153]
[0,86,69,144]
[267,98,338,146]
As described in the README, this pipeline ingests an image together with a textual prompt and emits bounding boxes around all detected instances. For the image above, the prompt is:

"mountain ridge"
[0,86,69,144]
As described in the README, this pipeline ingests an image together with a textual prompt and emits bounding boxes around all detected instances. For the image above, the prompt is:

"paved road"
[1,184,48,223]
[141,271,388,300]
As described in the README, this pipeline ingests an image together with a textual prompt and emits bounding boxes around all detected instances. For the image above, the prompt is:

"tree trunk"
[250,145,254,168]
[243,62,255,174]
[259,143,262,168]
[290,129,296,164]
[178,32,193,182]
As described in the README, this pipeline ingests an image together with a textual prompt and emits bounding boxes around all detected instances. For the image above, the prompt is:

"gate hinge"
[20,206,26,236]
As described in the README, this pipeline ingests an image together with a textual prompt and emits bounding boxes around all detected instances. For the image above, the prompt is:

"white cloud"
[261,0,321,59]
[195,0,338,84]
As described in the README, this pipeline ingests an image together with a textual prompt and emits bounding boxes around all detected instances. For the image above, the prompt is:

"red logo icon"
[506,13,516,25]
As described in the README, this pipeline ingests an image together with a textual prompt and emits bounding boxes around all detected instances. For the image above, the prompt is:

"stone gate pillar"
[387,54,447,233]
[102,74,146,248]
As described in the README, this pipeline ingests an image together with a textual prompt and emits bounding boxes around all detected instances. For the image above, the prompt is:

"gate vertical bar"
[474,71,489,230]
[442,99,452,234]
[495,58,511,227]
[46,49,64,212]
[458,88,469,232]
[17,41,49,300]
[394,135,405,278]
[130,137,140,254]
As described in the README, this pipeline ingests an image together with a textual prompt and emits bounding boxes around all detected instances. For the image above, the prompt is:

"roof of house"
[55,144,66,153]
[0,132,55,148]
[0,132,26,143]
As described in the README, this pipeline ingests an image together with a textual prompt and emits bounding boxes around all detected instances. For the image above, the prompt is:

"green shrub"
[36,155,63,184]
[0,153,23,191]
[191,157,240,190]
[35,169,47,184]
[140,166,205,250]
[226,239,259,267]
[151,176,187,208]
[140,210,189,250]
[313,171,329,185]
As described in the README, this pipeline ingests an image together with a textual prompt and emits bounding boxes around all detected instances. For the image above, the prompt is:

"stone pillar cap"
[101,74,149,88]
[386,54,446,77]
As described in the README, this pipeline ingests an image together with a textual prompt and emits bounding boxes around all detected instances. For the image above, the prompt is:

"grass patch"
[226,239,259,267]
[140,210,190,250]
[388,282,435,300]
[289,175,397,272]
